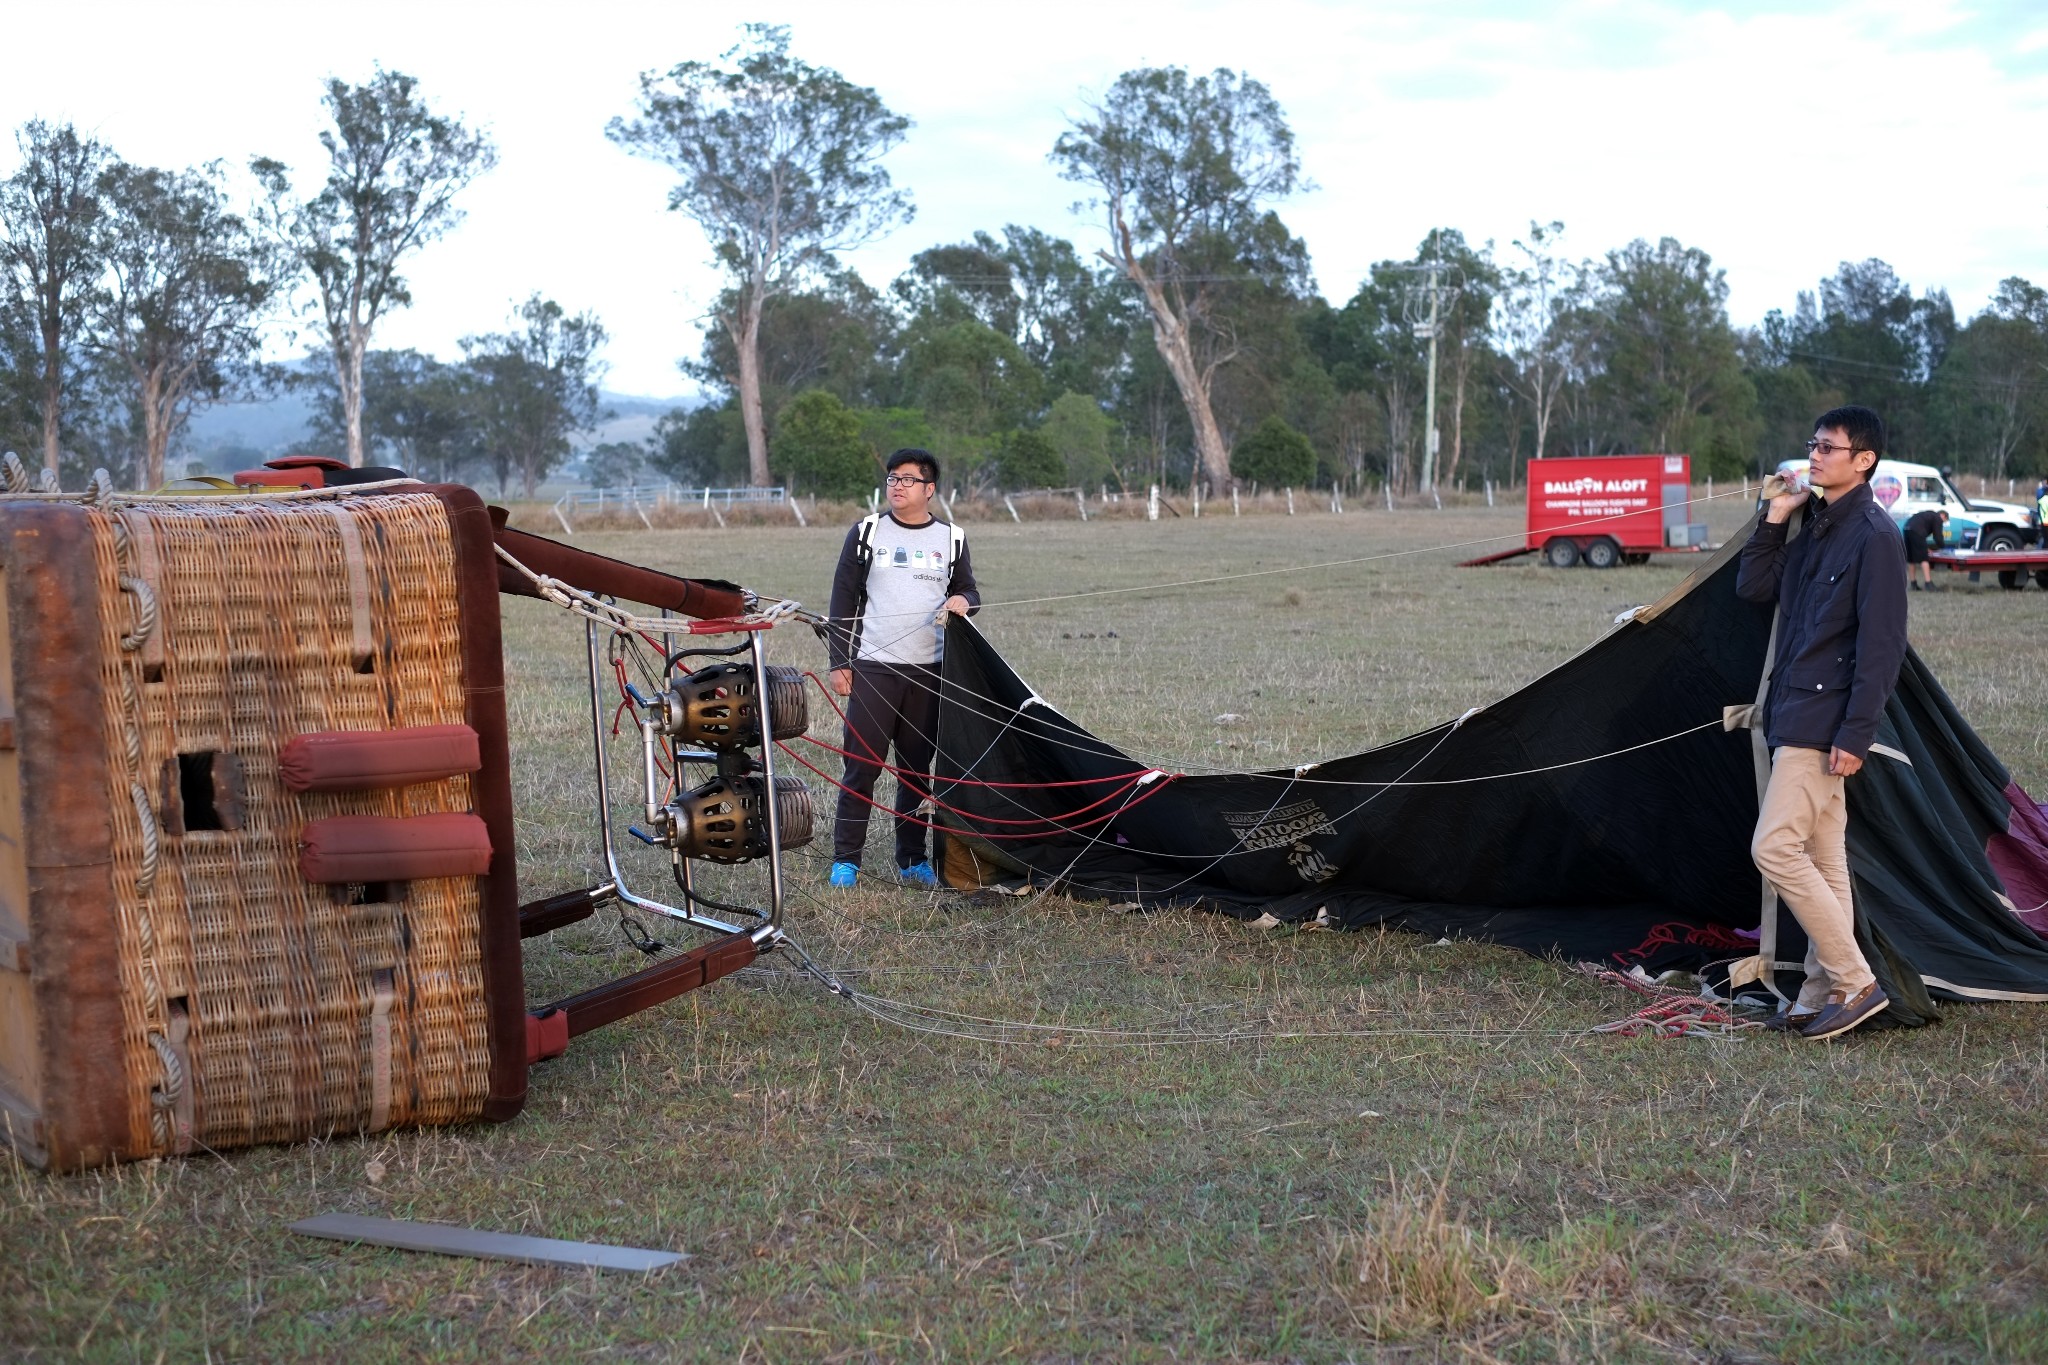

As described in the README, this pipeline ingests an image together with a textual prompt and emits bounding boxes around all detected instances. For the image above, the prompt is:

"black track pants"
[832,662,940,867]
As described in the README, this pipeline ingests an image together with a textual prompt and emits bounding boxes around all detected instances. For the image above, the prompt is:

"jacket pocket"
[1812,566,1857,623]
[1781,656,1855,693]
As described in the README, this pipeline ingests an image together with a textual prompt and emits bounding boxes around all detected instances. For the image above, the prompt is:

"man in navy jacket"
[1735,405,1909,1040]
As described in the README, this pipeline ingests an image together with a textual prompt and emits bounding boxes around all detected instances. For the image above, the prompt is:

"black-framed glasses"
[884,474,931,487]
[1805,438,1864,457]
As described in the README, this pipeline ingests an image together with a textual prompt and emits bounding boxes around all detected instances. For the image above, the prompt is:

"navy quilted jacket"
[1735,479,1908,760]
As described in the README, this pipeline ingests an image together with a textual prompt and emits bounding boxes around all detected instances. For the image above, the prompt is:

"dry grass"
[6,496,2048,1362]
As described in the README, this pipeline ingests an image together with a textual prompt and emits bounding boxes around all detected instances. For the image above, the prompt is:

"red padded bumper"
[279,724,483,793]
[298,813,493,884]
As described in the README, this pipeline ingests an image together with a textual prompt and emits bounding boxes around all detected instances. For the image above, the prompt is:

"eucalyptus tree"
[1586,237,1758,474]
[1929,278,2048,478]
[91,161,277,489]
[0,120,110,476]
[1052,66,1307,491]
[460,294,606,499]
[608,24,913,486]
[253,69,495,467]
[1497,220,1575,461]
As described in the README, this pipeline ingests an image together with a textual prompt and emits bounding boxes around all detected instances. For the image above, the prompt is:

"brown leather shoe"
[1799,982,1889,1040]
[1763,1002,1820,1032]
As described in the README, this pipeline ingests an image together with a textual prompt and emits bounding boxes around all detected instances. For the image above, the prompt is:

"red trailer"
[1460,454,1710,568]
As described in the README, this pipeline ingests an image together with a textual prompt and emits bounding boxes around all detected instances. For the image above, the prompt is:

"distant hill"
[177,387,698,473]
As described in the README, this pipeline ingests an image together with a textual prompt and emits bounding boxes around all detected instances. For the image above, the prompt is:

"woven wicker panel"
[86,492,491,1156]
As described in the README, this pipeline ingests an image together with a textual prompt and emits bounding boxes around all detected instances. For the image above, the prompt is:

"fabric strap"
[369,969,395,1133]
[324,505,376,671]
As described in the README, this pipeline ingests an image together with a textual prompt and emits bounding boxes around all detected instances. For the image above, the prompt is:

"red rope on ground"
[1612,921,1754,966]
[775,740,1178,842]
[799,671,1145,789]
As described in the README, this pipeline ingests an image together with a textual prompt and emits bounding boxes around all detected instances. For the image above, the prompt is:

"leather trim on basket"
[424,485,529,1121]
[6,503,131,1170]
[492,521,747,619]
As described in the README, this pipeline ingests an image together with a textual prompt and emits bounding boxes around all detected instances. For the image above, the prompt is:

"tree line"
[5,30,2045,498]
[0,72,601,496]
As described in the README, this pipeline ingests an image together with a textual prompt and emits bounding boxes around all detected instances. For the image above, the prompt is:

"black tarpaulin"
[931,524,2048,1011]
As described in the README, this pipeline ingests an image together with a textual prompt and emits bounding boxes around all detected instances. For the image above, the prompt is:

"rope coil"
[118,575,158,653]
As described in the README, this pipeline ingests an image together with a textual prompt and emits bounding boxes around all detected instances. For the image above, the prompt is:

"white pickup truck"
[1774,458,2039,552]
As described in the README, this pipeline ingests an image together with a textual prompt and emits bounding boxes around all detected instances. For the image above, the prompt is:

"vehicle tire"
[1583,537,1622,569]
[1983,528,2023,553]
[1625,552,1651,566]
[1999,570,2023,591]
[1544,538,1580,568]
[2036,570,2048,591]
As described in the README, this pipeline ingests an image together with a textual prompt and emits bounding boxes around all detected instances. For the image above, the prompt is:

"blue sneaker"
[898,860,938,888]
[829,861,859,888]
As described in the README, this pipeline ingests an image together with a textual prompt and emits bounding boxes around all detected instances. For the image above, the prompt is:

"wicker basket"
[0,486,524,1171]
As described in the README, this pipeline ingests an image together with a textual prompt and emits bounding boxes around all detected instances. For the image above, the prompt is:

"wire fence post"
[1231,487,1240,517]
[1003,494,1021,523]
[1285,487,1295,516]
[1148,484,1160,522]
[1075,488,1088,521]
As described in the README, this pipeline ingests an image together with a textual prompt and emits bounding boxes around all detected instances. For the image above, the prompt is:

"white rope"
[131,783,159,899]
[118,575,157,652]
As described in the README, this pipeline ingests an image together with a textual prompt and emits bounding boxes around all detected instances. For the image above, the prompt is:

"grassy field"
[6,496,2048,1363]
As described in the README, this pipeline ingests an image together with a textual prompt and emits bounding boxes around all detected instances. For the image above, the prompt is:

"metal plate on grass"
[290,1213,685,1272]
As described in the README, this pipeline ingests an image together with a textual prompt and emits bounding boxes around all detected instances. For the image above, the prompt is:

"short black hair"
[1815,405,1885,480]
[886,447,939,485]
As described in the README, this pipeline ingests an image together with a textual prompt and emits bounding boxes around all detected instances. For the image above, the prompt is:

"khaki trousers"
[1751,745,1876,1008]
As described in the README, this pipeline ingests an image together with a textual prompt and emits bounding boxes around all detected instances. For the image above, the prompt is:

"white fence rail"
[551,484,802,532]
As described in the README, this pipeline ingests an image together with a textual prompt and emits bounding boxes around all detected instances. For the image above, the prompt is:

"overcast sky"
[6,0,2045,398]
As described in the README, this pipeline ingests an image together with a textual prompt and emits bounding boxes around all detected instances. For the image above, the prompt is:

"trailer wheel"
[1583,537,1622,569]
[1544,538,1580,568]
[1625,552,1651,566]
[1999,570,2024,591]
[2036,570,2048,591]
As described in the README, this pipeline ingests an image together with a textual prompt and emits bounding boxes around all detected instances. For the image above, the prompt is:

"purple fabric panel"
[1986,781,2048,938]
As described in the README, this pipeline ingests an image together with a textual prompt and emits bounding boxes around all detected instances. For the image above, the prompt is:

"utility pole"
[1402,256,1460,502]
[1419,261,1442,496]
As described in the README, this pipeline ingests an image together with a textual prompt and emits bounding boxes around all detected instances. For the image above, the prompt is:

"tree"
[254,69,496,467]
[303,348,478,480]
[1052,66,1307,492]
[896,225,1134,402]
[91,161,277,489]
[0,120,109,477]
[857,406,935,464]
[901,318,1043,444]
[460,295,606,499]
[1498,220,1574,461]
[1042,391,1118,487]
[686,270,895,417]
[586,440,646,490]
[1928,278,2048,478]
[993,427,1064,489]
[1231,413,1315,488]
[647,403,748,487]
[1588,237,1758,474]
[773,388,873,497]
[609,24,912,486]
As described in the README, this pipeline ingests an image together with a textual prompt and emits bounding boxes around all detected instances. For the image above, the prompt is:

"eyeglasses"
[884,474,930,487]
[1805,438,1865,458]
